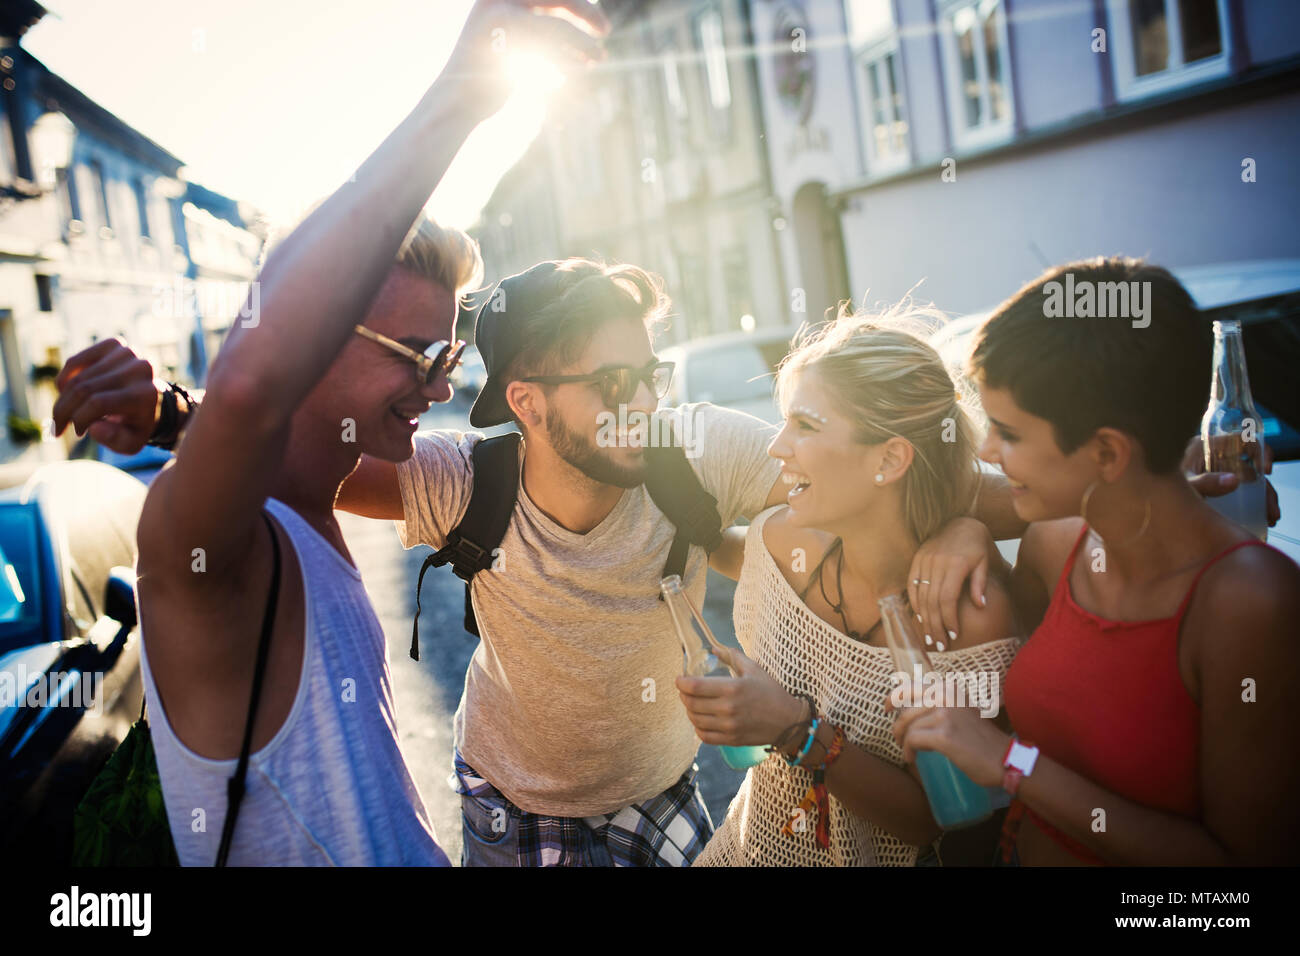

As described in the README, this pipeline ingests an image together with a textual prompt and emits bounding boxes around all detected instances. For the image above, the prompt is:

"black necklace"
[816,539,910,643]
[818,539,865,641]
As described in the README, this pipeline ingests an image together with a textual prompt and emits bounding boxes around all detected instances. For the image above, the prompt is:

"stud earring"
[874,473,884,484]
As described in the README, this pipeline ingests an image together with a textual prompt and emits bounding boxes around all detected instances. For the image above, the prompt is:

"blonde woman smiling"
[679,311,1020,867]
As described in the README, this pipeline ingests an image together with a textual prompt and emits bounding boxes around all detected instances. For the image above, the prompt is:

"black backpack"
[409,430,723,659]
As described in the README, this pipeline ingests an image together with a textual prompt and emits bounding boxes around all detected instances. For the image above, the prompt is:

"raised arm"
[135,0,607,581]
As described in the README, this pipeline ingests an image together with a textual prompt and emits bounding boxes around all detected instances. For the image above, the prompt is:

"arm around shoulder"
[954,573,1017,649]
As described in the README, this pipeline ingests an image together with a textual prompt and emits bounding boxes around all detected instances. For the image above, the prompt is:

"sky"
[25,0,567,230]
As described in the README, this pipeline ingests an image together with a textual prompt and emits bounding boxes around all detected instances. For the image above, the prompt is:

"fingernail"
[948,629,957,643]
[916,613,924,624]
[935,641,945,652]
[1220,474,1234,486]
[924,634,932,645]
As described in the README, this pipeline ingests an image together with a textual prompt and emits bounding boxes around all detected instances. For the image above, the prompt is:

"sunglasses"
[522,360,675,409]
[353,325,467,386]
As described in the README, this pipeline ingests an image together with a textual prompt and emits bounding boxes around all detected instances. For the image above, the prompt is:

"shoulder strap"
[215,510,282,867]
[410,432,522,659]
[1174,538,1271,620]
[1057,523,1092,591]
[644,430,723,591]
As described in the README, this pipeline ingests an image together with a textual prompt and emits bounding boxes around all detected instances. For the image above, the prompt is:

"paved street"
[339,392,748,864]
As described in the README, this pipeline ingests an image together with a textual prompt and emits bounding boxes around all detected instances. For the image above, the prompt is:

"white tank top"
[140,498,449,866]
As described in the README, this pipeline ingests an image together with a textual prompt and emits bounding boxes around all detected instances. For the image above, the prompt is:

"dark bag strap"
[409,426,723,652]
[215,510,282,867]
[643,427,723,590]
[410,433,521,659]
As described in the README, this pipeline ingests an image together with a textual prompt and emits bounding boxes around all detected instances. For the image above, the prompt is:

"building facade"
[0,3,261,463]
[475,0,789,344]
[752,0,1300,318]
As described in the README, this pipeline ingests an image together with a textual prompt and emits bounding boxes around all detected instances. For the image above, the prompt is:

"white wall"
[837,90,1300,315]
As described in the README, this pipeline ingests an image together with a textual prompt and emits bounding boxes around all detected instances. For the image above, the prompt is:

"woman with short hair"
[891,257,1300,865]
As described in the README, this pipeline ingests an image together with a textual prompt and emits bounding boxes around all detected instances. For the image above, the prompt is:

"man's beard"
[545,404,647,489]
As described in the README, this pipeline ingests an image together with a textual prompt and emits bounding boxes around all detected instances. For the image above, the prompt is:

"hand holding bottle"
[885,680,1009,789]
[1182,435,1279,526]
[674,644,806,750]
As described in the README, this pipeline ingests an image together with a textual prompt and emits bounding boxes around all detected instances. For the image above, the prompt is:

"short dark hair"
[499,258,670,392]
[969,257,1211,474]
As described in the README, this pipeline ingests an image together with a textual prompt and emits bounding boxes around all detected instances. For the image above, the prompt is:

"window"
[848,1,910,172]
[662,43,687,122]
[1107,0,1230,100]
[133,178,151,238]
[0,112,15,185]
[695,8,732,141]
[56,165,81,229]
[655,38,688,159]
[35,275,53,312]
[847,0,895,45]
[559,118,604,197]
[722,246,754,333]
[939,0,1014,149]
[87,159,112,233]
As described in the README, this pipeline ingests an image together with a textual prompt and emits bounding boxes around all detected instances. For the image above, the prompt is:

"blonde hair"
[395,215,484,301]
[775,302,979,544]
[262,207,484,299]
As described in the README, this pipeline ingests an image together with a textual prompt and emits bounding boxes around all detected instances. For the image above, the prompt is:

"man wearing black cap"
[382,255,791,866]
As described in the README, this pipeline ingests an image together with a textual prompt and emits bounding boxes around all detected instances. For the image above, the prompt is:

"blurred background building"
[475,0,789,343]
[0,0,263,468]
[472,0,1300,333]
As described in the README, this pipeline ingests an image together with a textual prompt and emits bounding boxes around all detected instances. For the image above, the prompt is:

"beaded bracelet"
[768,694,815,756]
[787,718,821,767]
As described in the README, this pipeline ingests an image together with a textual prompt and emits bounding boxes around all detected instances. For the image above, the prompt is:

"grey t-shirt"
[396,402,781,816]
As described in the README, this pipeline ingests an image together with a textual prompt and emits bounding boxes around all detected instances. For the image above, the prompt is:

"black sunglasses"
[522,360,675,409]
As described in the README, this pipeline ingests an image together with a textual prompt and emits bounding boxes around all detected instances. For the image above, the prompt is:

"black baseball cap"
[467,260,571,428]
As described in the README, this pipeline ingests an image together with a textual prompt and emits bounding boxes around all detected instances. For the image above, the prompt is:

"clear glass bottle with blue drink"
[660,574,768,769]
[878,593,992,830]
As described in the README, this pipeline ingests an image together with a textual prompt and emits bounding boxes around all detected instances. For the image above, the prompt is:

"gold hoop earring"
[1079,480,1098,526]
[1113,499,1152,548]
[1081,479,1152,547]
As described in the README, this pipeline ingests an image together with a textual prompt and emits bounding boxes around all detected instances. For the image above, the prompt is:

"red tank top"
[1003,524,1268,864]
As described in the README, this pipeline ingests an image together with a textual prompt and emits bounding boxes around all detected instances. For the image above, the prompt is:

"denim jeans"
[460,788,526,867]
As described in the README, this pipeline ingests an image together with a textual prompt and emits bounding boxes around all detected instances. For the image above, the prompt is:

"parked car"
[658,327,802,425]
[0,460,146,862]
[929,260,1300,564]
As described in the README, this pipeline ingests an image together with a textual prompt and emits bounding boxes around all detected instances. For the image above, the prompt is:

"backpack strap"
[410,432,522,660]
[644,430,723,592]
[216,510,282,867]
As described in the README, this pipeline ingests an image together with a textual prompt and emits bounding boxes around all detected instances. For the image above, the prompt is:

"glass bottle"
[1201,319,1268,540]
[661,575,767,769]
[879,593,991,829]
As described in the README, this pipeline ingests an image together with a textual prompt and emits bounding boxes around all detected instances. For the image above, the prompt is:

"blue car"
[0,461,147,862]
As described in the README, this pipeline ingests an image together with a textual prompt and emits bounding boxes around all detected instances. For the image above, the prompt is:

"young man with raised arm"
[51,0,610,865]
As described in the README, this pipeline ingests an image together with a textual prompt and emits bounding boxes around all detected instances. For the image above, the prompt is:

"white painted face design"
[789,404,828,425]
